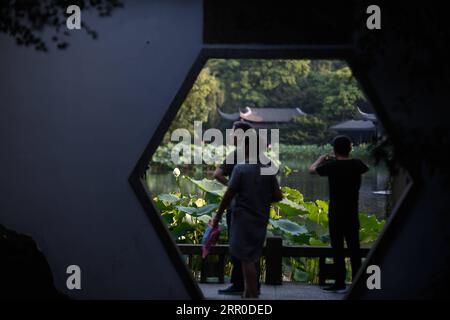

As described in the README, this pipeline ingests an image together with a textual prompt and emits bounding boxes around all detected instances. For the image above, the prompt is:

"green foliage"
[272,198,309,217]
[279,115,331,145]
[149,143,372,171]
[279,144,371,161]
[150,171,386,283]
[166,59,369,145]
[175,204,219,217]
[206,59,311,111]
[149,58,377,283]
[281,186,304,202]
[270,219,308,236]
[359,213,386,243]
[164,67,222,142]
[183,176,226,197]
[305,200,329,227]
[205,59,368,144]
[319,66,365,122]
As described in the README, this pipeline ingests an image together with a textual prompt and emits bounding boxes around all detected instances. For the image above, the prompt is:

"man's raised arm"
[309,155,328,174]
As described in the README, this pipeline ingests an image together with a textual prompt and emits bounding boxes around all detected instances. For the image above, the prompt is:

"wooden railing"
[178,236,370,285]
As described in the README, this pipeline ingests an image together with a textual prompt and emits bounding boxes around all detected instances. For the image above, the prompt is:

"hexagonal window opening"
[130,50,412,300]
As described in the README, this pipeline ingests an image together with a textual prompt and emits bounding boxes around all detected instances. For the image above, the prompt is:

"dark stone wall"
[0,0,203,299]
[348,2,450,299]
[203,1,450,298]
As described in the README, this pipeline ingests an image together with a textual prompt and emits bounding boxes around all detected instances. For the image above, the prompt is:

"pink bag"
[201,220,221,259]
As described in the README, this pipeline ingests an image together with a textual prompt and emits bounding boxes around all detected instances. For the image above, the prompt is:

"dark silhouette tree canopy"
[0,0,123,51]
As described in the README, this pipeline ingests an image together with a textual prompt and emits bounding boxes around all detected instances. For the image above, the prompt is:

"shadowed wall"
[0,0,202,299]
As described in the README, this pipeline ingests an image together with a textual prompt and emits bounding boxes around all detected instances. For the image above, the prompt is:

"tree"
[206,59,311,111]
[165,67,222,142]
[164,59,368,146]
[313,65,365,123]
[279,115,331,145]
[204,59,368,144]
[0,0,123,51]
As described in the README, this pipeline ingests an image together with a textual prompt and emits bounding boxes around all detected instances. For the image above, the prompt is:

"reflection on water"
[147,159,389,219]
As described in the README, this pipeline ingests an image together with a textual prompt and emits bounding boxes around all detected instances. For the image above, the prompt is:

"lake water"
[147,159,389,219]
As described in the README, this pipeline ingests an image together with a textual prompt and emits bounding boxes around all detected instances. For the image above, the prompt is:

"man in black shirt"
[309,135,369,292]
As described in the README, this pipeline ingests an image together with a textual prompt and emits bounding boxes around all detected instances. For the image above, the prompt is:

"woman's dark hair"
[332,135,352,156]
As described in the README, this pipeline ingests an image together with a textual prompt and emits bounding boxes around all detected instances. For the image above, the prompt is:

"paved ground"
[199,282,346,300]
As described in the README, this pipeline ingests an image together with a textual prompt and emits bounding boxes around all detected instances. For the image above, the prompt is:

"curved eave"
[217,109,240,121]
[357,107,377,122]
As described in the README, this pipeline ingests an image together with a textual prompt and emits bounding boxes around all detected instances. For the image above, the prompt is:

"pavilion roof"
[331,119,375,131]
[218,106,306,123]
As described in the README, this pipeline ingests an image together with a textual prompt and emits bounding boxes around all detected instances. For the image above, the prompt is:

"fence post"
[200,258,207,283]
[218,253,225,284]
[265,237,283,285]
[318,256,327,286]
